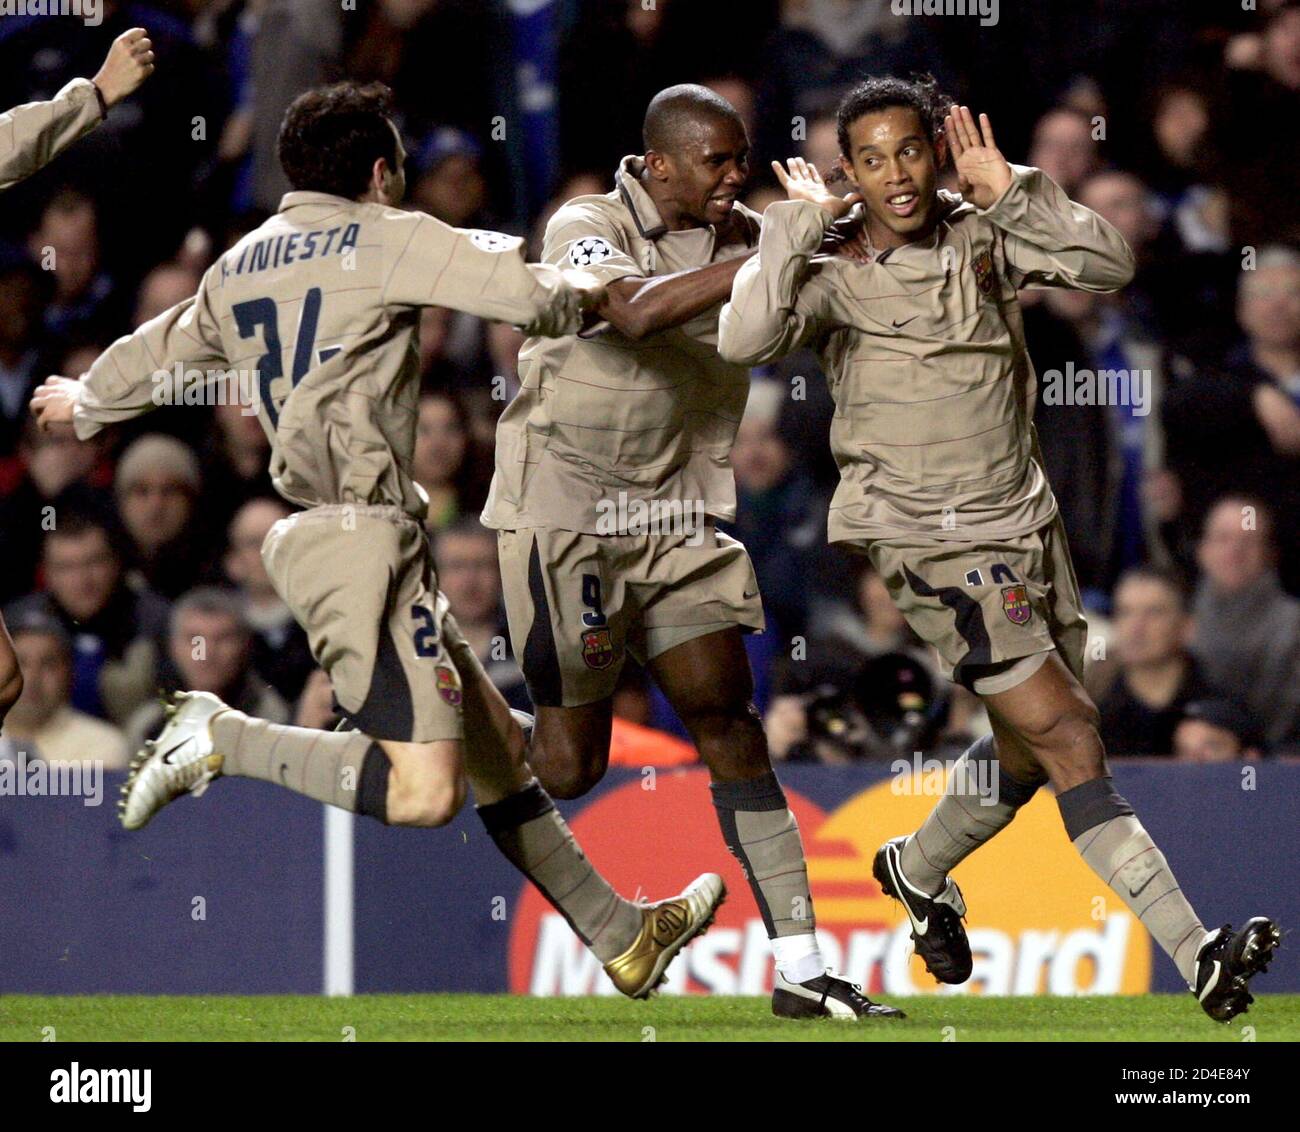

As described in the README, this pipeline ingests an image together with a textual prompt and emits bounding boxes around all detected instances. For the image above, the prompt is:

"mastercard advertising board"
[510,766,1152,998]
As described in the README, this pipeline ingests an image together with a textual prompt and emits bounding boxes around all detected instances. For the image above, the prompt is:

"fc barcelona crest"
[581,627,615,670]
[973,248,995,296]
[1001,584,1032,625]
[435,664,463,706]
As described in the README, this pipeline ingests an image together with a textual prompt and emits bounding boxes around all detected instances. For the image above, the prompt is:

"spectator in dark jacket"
[1097,566,1214,756]
[6,508,168,726]
[1162,249,1300,591]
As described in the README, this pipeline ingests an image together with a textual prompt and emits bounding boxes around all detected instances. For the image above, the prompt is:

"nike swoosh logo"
[891,317,917,329]
[888,849,928,935]
[1199,959,1222,1001]
[1128,874,1157,899]
[160,737,195,766]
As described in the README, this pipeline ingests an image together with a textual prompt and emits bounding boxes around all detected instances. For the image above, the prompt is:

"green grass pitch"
[2,994,1298,1042]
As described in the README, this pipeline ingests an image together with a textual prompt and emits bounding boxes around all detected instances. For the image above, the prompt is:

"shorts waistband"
[290,502,416,525]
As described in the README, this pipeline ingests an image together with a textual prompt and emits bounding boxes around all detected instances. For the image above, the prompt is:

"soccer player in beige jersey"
[30,82,722,999]
[0,27,154,727]
[720,75,1279,1022]
[483,84,900,1021]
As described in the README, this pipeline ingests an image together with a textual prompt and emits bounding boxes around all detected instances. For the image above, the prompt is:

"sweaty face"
[841,107,941,247]
[655,116,750,228]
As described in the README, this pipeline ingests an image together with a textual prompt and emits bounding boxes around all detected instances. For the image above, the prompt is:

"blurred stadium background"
[0,0,1297,1003]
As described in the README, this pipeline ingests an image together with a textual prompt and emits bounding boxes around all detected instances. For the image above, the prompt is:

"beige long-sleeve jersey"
[482,156,759,534]
[719,165,1135,543]
[72,194,586,521]
[0,78,103,192]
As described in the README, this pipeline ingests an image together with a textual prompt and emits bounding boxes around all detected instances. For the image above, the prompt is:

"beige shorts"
[497,524,765,707]
[859,514,1087,694]
[261,503,465,743]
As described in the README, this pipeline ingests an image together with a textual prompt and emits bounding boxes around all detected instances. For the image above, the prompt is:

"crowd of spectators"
[1,0,1297,771]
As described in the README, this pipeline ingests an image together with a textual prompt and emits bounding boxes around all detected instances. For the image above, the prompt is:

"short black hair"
[43,502,127,561]
[643,83,742,154]
[278,81,399,199]
[836,73,951,159]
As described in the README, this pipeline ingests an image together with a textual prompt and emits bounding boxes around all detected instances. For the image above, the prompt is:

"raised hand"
[944,104,1013,210]
[772,157,862,220]
[93,28,155,109]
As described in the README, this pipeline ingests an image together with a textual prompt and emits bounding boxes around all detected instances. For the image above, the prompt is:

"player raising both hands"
[721,75,1279,1022]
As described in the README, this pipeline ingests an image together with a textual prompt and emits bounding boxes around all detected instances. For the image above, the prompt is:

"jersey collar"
[278,190,361,214]
[614,156,669,241]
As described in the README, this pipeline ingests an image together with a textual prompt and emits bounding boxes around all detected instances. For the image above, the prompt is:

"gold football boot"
[604,873,726,998]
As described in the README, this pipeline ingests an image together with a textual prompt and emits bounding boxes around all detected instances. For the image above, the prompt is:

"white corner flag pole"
[323,805,355,996]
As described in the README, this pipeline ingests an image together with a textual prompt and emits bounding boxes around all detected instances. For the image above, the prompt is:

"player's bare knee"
[530,716,607,798]
[388,773,466,828]
[682,700,769,775]
[533,750,603,800]
[1019,700,1103,776]
[681,697,756,742]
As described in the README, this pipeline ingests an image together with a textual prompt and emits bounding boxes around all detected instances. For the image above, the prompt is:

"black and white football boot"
[1193,917,1282,1022]
[873,835,973,985]
[772,969,905,1020]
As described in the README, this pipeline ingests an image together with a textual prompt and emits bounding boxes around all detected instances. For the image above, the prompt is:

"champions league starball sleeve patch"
[568,236,615,267]
[468,229,517,253]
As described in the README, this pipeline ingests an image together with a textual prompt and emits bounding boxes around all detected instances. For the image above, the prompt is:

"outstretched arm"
[31,267,227,440]
[947,104,1135,292]
[596,195,865,341]
[383,213,603,338]
[0,29,154,192]
[718,158,847,365]
[599,256,751,342]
